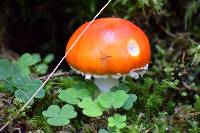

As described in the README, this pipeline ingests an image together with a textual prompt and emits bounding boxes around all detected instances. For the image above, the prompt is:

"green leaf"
[97,90,129,109]
[16,53,36,66]
[0,59,21,79]
[14,76,45,104]
[61,77,77,88]
[47,117,69,126]
[42,104,77,126]
[42,105,60,117]
[32,53,42,64]
[16,53,36,76]
[43,54,54,64]
[0,58,44,104]
[111,84,129,93]
[78,97,103,117]
[35,63,48,74]
[74,80,97,94]
[60,104,77,119]
[110,90,129,108]
[108,114,127,129]
[58,89,79,104]
[0,59,13,79]
[58,88,89,105]
[0,59,21,92]
[14,76,39,90]
[98,129,109,133]
[123,94,137,110]
[15,89,34,105]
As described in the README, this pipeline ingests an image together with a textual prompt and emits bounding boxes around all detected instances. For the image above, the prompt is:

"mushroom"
[65,18,151,92]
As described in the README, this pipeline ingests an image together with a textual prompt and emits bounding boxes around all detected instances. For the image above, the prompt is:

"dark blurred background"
[0,0,199,68]
[0,0,109,62]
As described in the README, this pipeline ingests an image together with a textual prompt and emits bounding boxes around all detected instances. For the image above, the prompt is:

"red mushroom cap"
[66,17,151,77]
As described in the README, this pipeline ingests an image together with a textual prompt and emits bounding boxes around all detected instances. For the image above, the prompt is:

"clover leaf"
[35,63,48,74]
[58,88,89,105]
[42,104,77,126]
[0,59,45,104]
[97,90,129,109]
[16,53,36,76]
[32,53,42,64]
[122,94,137,110]
[0,59,21,91]
[78,97,103,117]
[15,53,53,75]
[111,84,129,93]
[108,114,127,129]
[14,76,45,104]
[0,59,21,79]
[43,54,55,64]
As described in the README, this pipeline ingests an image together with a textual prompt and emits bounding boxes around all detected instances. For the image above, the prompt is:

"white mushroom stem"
[94,77,119,92]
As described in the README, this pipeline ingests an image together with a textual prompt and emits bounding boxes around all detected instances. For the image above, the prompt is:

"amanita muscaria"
[66,17,151,92]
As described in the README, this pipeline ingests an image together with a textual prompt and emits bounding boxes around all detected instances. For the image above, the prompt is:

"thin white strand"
[0,0,112,131]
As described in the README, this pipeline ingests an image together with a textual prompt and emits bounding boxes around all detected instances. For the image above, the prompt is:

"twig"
[181,80,192,90]
[159,24,200,45]
[159,24,175,37]
[181,52,185,64]
[37,71,72,81]
[0,0,112,131]
[189,38,200,45]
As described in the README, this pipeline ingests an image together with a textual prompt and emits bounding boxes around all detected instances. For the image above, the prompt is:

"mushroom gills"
[94,77,119,92]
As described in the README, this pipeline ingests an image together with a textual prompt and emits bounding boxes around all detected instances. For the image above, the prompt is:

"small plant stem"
[37,71,72,81]
[0,0,112,131]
